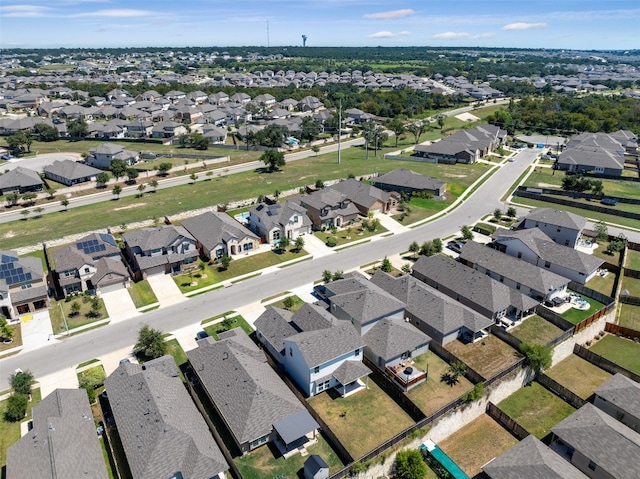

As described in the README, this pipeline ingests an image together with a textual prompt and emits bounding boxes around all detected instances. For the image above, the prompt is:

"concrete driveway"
[147,274,186,307]
[20,311,54,352]
[374,212,408,234]
[301,233,334,258]
[101,288,139,323]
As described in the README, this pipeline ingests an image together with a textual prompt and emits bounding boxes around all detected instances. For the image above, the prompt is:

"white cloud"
[432,32,471,40]
[369,30,410,38]
[0,5,52,17]
[502,22,548,31]
[364,9,415,20]
[71,9,150,18]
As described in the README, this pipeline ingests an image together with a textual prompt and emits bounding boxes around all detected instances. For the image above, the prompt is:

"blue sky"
[1,0,638,50]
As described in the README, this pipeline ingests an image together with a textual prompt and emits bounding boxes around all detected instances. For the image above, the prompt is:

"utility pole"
[267,20,270,48]
[338,100,342,164]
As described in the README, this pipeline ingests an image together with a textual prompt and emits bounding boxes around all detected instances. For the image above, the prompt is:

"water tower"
[302,35,308,47]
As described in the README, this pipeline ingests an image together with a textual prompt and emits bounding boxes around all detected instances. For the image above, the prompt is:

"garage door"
[145,265,166,276]
[99,282,125,294]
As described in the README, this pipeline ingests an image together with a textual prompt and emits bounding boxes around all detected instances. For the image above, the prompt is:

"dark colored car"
[447,240,465,254]
[195,331,209,341]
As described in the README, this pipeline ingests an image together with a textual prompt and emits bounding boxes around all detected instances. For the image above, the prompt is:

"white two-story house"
[248,201,312,244]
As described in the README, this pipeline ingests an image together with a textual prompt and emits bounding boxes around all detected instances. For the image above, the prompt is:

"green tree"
[125,168,139,183]
[387,118,406,147]
[190,172,198,184]
[112,184,122,199]
[506,206,517,218]
[137,183,146,197]
[191,132,210,150]
[148,179,159,192]
[300,117,322,142]
[406,122,426,144]
[5,192,20,207]
[261,149,285,172]
[462,382,485,402]
[283,296,295,310]
[332,270,344,281]
[401,263,412,274]
[96,172,110,187]
[70,301,81,316]
[255,124,289,148]
[437,115,445,129]
[0,316,13,342]
[89,298,102,317]
[33,123,60,142]
[157,162,172,176]
[219,254,232,271]
[311,145,320,156]
[134,324,167,359]
[110,159,128,180]
[606,235,627,254]
[78,367,106,404]
[21,192,37,206]
[277,237,290,253]
[322,270,333,283]
[394,449,427,479]
[433,238,443,253]
[420,241,436,257]
[5,394,28,422]
[591,180,604,196]
[409,241,420,259]
[520,342,552,375]
[60,198,70,211]
[67,118,88,140]
[294,236,305,252]
[595,221,609,243]
[493,208,503,221]
[10,370,34,396]
[380,256,393,273]
[20,209,30,221]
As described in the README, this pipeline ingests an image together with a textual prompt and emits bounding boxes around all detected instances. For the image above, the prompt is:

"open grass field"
[560,294,607,325]
[407,352,474,416]
[618,303,640,331]
[127,280,158,308]
[203,315,253,339]
[510,315,564,346]
[546,355,612,399]
[498,382,575,439]
[0,323,22,353]
[439,414,518,478]
[174,248,308,293]
[446,335,521,380]
[590,335,640,375]
[0,146,488,250]
[235,433,344,479]
[49,297,109,334]
[0,388,42,468]
[308,379,414,460]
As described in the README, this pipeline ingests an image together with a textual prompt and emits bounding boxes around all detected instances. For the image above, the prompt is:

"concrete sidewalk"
[374,212,409,235]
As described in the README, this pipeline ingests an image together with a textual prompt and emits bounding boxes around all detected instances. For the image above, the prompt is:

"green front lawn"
[590,335,640,375]
[0,388,42,468]
[202,315,253,340]
[315,224,388,247]
[510,315,564,345]
[267,294,305,312]
[235,433,344,479]
[49,297,109,334]
[560,294,606,325]
[618,303,640,331]
[0,323,22,352]
[175,248,308,293]
[522,167,640,198]
[393,196,453,224]
[165,338,188,367]
[309,379,414,459]
[546,355,612,399]
[498,382,575,439]
[127,280,158,308]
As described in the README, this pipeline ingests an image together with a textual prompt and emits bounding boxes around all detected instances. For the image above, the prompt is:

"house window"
[588,461,597,471]
[243,243,253,251]
[21,284,32,290]
[293,215,298,223]
[355,348,360,356]
[273,231,281,241]
[516,283,521,290]
[544,261,551,268]
[517,252,522,259]
[289,348,293,357]
[314,366,320,374]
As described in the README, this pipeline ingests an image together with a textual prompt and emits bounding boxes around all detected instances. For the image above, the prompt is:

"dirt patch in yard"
[3,230,16,238]
[443,173,468,178]
[536,182,558,188]
[113,202,146,211]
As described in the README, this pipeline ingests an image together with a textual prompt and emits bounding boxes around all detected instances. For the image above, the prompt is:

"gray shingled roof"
[483,435,588,479]
[412,255,538,315]
[104,356,228,479]
[0,166,43,190]
[7,389,109,479]
[43,160,102,181]
[594,373,640,421]
[181,211,258,252]
[363,316,431,361]
[373,168,446,192]
[250,201,311,233]
[524,208,587,231]
[52,245,94,272]
[286,322,364,368]
[123,225,194,252]
[494,228,603,275]
[187,329,306,446]
[460,241,569,295]
[254,306,297,354]
[92,257,130,286]
[331,360,372,385]
[291,303,337,332]
[330,287,405,326]
[551,403,640,479]
[328,178,390,209]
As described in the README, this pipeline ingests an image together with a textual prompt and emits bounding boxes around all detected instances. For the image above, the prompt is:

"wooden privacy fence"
[573,344,640,383]
[537,374,587,409]
[429,340,486,384]
[535,305,575,332]
[574,306,608,334]
[486,402,530,441]
[605,322,640,339]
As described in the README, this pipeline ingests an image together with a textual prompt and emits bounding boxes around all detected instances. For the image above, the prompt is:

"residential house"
[297,96,323,112]
[6,389,109,479]
[0,166,44,194]
[43,160,103,186]
[105,356,229,479]
[372,169,447,198]
[483,435,589,479]
[414,124,506,164]
[557,132,628,176]
[248,200,312,244]
[593,373,640,432]
[201,125,227,144]
[293,189,360,230]
[371,271,493,345]
[551,403,640,479]
[412,254,539,321]
[0,250,49,319]
[327,179,392,215]
[125,119,154,138]
[519,208,587,248]
[181,211,260,259]
[151,120,188,139]
[459,241,569,302]
[255,303,371,397]
[609,129,638,154]
[122,225,198,278]
[187,329,320,455]
[492,228,604,284]
[230,92,251,104]
[86,143,139,169]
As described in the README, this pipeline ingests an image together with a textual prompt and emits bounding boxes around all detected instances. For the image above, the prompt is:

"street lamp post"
[59,302,70,336]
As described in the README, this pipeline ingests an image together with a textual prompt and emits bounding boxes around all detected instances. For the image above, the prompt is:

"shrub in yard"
[473,222,497,236]
[134,324,167,360]
[394,450,427,479]
[462,383,485,402]
[325,236,338,247]
[520,342,552,374]
[283,296,295,310]
[10,370,34,396]
[5,394,28,422]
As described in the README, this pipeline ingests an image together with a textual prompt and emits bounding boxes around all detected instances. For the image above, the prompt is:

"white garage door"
[145,265,166,276]
[99,282,125,294]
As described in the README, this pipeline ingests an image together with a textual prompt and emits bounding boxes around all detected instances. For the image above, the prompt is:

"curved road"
[0,148,537,390]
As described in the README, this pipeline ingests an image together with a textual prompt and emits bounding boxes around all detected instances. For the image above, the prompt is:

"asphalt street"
[0,148,537,389]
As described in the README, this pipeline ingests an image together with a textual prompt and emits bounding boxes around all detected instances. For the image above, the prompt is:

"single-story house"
[43,160,103,186]
[372,169,447,198]
[0,166,44,194]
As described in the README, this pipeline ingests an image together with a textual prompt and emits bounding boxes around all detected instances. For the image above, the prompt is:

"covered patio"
[272,409,320,458]
[332,360,372,398]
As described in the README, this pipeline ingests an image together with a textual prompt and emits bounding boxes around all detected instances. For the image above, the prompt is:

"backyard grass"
[0,323,22,353]
[407,352,474,416]
[0,388,42,468]
[127,280,158,308]
[175,248,308,293]
[0,146,488,250]
[308,379,414,459]
[626,249,640,271]
[498,382,576,439]
[618,303,640,331]
[315,224,388,247]
[23,249,48,272]
[587,270,617,297]
[439,414,518,478]
[591,242,621,265]
[620,275,640,297]
[546,355,612,399]
[446,335,522,379]
[559,294,606,325]
[267,294,305,312]
[234,433,344,479]
[510,315,564,346]
[49,297,109,334]
[590,335,640,375]
[202,315,254,339]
